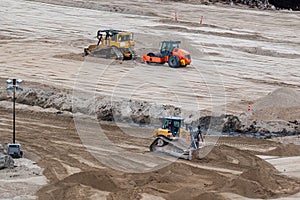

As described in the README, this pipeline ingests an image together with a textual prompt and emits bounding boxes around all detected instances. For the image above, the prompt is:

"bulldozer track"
[111,46,124,60]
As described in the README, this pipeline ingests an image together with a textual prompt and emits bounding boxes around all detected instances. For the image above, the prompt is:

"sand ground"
[0,0,300,199]
[0,105,300,199]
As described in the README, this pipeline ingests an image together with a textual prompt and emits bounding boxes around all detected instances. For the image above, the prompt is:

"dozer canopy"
[160,116,184,137]
[97,29,133,44]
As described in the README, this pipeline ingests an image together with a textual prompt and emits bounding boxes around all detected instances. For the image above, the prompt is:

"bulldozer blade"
[150,135,194,160]
[153,148,191,160]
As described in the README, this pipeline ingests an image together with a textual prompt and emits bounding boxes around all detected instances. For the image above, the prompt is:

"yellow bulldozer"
[150,117,203,160]
[84,29,136,60]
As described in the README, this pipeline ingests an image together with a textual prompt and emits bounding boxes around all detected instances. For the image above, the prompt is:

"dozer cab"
[150,117,200,160]
[142,40,191,68]
[84,29,136,60]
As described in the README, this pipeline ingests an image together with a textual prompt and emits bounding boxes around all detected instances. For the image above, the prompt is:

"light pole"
[6,79,23,144]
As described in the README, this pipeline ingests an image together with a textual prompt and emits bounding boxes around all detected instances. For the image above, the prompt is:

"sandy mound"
[37,163,227,200]
[192,144,300,198]
[252,88,300,121]
[263,143,300,156]
[193,145,275,171]
[37,169,123,199]
[38,144,300,199]
[215,137,300,157]
[225,167,300,199]
[165,188,228,200]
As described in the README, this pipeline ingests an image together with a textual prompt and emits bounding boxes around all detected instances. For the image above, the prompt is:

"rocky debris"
[0,144,14,170]
[169,0,271,9]
[223,0,271,9]
[189,114,242,133]
[170,0,299,10]
[194,113,299,135]
[269,0,299,10]
[0,158,47,199]
[222,115,242,132]
[96,103,114,121]
[1,85,299,136]
[240,119,300,135]
[0,153,14,169]
[0,87,73,112]
[96,98,182,124]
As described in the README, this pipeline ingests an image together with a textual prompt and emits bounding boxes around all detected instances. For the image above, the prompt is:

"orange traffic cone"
[200,16,203,25]
[175,11,178,22]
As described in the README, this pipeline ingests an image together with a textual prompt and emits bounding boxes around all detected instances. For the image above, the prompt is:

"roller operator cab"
[142,40,191,68]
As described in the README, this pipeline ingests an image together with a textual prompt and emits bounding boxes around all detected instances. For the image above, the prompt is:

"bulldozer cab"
[160,40,180,56]
[161,117,183,137]
[97,30,133,46]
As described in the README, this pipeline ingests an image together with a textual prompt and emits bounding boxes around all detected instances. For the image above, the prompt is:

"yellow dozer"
[150,117,201,160]
[84,29,136,60]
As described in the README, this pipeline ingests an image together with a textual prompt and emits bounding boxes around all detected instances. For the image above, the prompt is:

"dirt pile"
[225,167,300,198]
[0,85,73,112]
[251,87,300,121]
[192,145,300,198]
[37,163,227,200]
[2,84,300,135]
[2,83,300,135]
[228,87,300,134]
[0,106,299,200]
[262,143,300,156]
[193,145,275,170]
[0,85,182,124]
[37,146,300,200]
[37,170,124,200]
[96,98,181,124]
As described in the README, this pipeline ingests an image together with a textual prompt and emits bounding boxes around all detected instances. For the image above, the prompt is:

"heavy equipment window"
[161,42,167,50]
[174,121,180,127]
[163,119,171,129]
[120,35,130,41]
[111,34,117,41]
[172,43,179,48]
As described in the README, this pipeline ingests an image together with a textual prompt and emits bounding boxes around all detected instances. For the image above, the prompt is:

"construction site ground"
[0,106,300,199]
[0,0,300,199]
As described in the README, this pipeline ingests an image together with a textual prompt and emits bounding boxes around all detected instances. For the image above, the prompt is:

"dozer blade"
[150,135,195,160]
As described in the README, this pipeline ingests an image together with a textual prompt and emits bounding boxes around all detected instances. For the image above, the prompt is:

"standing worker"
[191,125,204,149]
[196,125,204,148]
